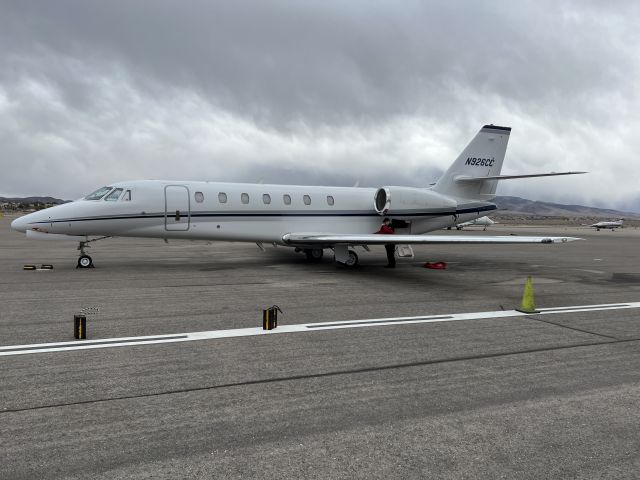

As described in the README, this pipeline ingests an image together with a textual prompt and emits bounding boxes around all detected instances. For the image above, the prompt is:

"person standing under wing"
[375,217,396,268]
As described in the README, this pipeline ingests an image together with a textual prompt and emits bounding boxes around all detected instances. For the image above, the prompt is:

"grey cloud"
[4,1,637,125]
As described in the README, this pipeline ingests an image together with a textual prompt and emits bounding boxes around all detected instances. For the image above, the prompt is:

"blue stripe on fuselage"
[30,205,497,224]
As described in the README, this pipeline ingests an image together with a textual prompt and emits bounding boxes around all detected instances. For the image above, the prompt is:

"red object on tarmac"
[424,261,448,269]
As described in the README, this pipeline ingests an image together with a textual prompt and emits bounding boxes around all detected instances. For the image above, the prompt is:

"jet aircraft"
[590,219,623,231]
[455,216,495,230]
[11,125,586,268]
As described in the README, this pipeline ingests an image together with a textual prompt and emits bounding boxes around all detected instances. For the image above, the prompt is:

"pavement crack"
[3,337,639,415]
[528,316,619,340]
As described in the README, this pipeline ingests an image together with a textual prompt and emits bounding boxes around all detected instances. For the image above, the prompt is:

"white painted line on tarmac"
[1,301,639,356]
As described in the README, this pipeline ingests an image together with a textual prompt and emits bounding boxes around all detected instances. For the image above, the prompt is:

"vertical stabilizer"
[432,125,511,200]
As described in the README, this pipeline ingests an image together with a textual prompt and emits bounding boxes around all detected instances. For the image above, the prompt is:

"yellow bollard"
[516,276,539,314]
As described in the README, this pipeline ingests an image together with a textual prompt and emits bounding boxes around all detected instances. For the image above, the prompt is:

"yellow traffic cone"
[516,276,539,314]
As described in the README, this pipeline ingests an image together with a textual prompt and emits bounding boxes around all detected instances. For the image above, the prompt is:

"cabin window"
[85,186,113,200]
[241,193,250,204]
[218,192,227,203]
[104,188,123,201]
[194,192,204,203]
[262,194,271,204]
[303,195,311,206]
[283,194,291,205]
[122,190,131,201]
[327,195,335,206]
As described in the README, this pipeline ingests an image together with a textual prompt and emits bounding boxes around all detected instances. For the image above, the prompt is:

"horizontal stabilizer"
[283,233,582,246]
[454,171,587,182]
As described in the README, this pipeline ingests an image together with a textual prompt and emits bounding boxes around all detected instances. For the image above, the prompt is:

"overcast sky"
[1,0,639,210]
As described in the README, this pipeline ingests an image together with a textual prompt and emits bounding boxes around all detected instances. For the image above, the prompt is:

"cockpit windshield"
[104,188,124,201]
[85,186,113,200]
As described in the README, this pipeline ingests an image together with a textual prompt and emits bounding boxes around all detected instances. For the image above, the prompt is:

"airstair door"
[165,185,190,231]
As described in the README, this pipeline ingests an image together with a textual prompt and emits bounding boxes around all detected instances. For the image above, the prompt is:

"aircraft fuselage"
[12,180,494,243]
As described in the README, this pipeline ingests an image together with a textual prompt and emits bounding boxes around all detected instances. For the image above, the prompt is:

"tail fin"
[432,125,511,200]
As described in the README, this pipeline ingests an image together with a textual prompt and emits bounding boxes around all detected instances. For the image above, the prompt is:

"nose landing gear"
[75,236,109,269]
[77,241,94,269]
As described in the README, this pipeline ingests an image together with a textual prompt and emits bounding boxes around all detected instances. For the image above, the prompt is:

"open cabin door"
[165,185,190,231]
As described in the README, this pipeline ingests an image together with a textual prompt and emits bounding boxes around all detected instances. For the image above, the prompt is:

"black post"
[262,308,274,330]
[74,315,87,340]
[262,305,281,330]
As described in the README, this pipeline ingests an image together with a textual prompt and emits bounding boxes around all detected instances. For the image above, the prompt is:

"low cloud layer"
[1,1,639,210]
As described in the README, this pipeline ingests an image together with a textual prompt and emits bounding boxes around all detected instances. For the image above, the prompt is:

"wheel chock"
[40,264,54,270]
[23,265,37,270]
[516,276,540,314]
[263,305,282,330]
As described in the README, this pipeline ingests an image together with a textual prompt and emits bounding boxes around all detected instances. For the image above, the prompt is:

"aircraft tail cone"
[516,276,540,314]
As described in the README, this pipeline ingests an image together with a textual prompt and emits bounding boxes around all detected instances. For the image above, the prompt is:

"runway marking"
[305,315,453,329]
[0,335,189,354]
[1,301,639,357]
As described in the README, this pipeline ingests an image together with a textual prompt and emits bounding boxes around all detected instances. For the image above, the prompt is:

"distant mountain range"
[0,196,67,204]
[495,196,639,219]
[1,194,637,219]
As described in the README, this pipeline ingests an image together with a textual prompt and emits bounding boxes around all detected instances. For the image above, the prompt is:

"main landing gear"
[333,245,359,267]
[293,248,325,262]
[342,250,359,267]
[304,248,324,262]
[296,246,358,267]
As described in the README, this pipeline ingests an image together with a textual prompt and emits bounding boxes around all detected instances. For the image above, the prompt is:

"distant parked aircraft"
[590,219,623,231]
[11,125,586,268]
[456,216,495,230]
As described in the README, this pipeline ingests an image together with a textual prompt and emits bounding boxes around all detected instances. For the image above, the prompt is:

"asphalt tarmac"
[1,216,639,479]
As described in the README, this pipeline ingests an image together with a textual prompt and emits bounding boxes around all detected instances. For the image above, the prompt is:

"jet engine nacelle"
[374,187,457,216]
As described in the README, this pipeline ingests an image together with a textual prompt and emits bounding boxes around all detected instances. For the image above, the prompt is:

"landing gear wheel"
[77,255,94,269]
[343,250,358,267]
[305,248,324,262]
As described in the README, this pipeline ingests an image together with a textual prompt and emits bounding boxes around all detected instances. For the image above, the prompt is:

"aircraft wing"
[282,233,582,246]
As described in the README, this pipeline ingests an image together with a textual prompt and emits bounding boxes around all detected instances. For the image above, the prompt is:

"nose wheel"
[77,255,94,269]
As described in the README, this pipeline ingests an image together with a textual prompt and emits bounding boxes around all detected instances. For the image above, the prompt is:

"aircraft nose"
[10,216,28,233]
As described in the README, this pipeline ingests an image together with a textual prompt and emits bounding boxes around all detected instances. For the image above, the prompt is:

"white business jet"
[455,216,495,230]
[11,125,586,268]
[590,219,623,231]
